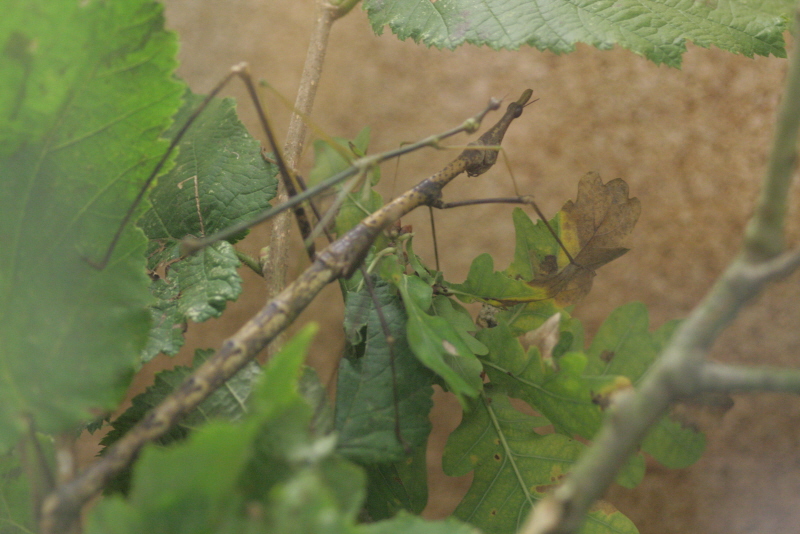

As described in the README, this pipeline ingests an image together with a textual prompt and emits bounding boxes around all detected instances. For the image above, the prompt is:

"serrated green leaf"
[141,277,186,361]
[137,91,278,361]
[102,349,261,449]
[363,0,791,67]
[336,281,435,463]
[398,275,483,401]
[585,303,705,467]
[359,512,481,534]
[363,442,428,520]
[0,0,183,447]
[139,90,278,243]
[442,388,637,534]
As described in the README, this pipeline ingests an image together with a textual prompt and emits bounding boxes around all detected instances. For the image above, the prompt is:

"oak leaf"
[528,172,641,305]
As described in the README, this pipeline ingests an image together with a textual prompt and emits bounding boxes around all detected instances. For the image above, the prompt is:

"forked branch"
[520,9,800,534]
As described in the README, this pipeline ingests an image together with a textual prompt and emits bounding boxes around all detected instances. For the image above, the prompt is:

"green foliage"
[86,327,479,534]
[335,281,436,463]
[0,0,183,448]
[2,1,744,532]
[442,388,638,534]
[97,349,262,494]
[139,91,278,362]
[363,0,793,67]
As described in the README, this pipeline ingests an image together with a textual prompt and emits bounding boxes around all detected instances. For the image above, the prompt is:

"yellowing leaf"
[527,172,641,306]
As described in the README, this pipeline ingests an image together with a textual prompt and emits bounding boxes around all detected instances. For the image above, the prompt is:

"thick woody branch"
[520,8,800,534]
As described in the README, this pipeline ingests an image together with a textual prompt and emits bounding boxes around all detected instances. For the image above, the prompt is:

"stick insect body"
[47,67,563,533]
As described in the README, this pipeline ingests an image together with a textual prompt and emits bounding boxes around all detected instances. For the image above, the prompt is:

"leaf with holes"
[137,90,278,361]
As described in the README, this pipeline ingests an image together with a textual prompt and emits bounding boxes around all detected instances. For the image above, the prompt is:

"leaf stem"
[263,0,357,355]
[483,392,536,507]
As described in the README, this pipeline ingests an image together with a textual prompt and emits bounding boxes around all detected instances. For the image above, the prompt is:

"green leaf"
[447,253,550,306]
[431,296,488,356]
[87,326,365,534]
[335,187,385,239]
[398,275,483,401]
[359,512,482,534]
[479,321,609,438]
[98,348,262,494]
[476,321,646,487]
[141,242,271,362]
[363,0,791,67]
[0,0,184,447]
[363,442,428,520]
[101,349,261,448]
[138,90,278,361]
[139,90,278,244]
[308,126,377,187]
[585,303,705,468]
[442,388,638,534]
[336,280,436,463]
[506,208,565,282]
[0,437,54,534]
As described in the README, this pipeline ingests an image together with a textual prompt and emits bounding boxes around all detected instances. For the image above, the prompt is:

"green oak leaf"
[364,0,791,67]
[447,253,550,307]
[98,349,262,494]
[0,0,184,448]
[585,303,705,468]
[442,387,638,534]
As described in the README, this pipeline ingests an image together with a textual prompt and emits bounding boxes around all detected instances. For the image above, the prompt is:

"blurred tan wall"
[139,1,800,532]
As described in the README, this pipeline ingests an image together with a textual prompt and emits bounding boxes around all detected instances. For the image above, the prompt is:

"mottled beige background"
[118,1,800,532]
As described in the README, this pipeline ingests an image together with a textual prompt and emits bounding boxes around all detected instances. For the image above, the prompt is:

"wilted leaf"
[526,172,640,306]
[448,173,639,310]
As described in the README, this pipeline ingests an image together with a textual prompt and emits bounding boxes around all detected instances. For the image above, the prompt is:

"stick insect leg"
[88,69,241,269]
[276,149,411,452]
[429,195,577,266]
[360,266,412,453]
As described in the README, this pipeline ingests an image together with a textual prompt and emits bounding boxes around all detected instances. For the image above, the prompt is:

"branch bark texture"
[521,9,800,534]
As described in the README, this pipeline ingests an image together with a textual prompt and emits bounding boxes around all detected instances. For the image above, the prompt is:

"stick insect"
[46,59,582,532]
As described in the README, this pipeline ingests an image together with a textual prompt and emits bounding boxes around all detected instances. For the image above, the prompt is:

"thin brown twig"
[263,0,350,357]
